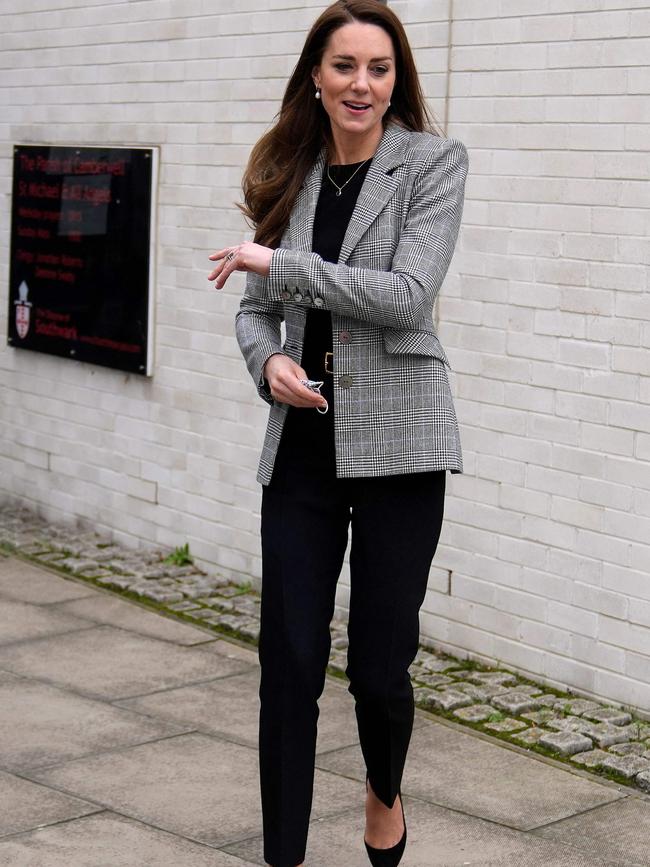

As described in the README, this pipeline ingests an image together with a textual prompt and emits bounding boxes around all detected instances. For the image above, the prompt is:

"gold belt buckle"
[324,352,333,374]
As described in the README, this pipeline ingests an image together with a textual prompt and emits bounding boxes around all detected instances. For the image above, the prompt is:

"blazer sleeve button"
[281,290,291,301]
[338,375,353,389]
[338,330,351,344]
[293,293,303,302]
[314,297,324,308]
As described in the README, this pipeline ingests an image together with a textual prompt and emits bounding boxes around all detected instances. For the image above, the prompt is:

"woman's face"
[313,21,396,150]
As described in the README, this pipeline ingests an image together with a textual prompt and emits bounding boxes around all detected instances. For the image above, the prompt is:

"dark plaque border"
[8,145,157,376]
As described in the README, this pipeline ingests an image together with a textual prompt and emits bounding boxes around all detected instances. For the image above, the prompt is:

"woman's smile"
[343,100,372,114]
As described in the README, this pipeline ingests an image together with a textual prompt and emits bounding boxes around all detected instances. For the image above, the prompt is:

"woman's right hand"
[263,354,328,411]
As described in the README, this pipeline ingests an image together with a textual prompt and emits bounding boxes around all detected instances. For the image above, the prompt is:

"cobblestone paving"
[2,502,650,794]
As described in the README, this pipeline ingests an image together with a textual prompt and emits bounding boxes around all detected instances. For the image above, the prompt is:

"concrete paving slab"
[0,557,95,604]
[203,638,259,664]
[0,624,255,700]
[534,795,650,866]
[116,667,364,754]
[0,811,258,866]
[54,591,225,646]
[226,795,630,867]
[0,670,193,772]
[26,731,365,848]
[0,596,94,645]
[316,717,624,831]
[113,667,263,749]
[0,769,101,838]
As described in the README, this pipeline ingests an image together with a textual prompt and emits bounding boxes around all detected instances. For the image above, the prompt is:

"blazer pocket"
[383,328,452,369]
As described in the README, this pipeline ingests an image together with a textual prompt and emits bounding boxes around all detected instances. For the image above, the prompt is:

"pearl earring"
[315,87,321,100]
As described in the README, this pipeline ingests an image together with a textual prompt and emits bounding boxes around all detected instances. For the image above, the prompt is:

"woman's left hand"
[208,242,273,290]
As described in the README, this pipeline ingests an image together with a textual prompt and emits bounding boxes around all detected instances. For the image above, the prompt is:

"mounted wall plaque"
[8,145,158,375]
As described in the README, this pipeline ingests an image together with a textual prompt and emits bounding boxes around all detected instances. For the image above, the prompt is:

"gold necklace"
[327,158,370,197]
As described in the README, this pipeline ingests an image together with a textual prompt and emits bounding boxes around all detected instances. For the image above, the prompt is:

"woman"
[208,2,468,864]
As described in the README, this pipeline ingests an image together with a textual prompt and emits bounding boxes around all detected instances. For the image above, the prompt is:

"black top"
[300,158,372,379]
[277,158,372,461]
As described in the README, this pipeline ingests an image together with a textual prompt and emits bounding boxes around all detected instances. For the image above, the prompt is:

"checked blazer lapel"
[338,123,409,264]
[284,151,326,331]
[289,150,326,252]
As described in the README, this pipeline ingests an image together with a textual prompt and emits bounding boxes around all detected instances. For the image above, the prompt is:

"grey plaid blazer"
[235,122,468,486]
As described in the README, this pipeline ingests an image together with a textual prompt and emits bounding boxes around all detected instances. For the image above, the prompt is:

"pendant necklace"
[327,158,370,197]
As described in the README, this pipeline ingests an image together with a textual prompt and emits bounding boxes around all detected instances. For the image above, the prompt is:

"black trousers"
[258,376,446,867]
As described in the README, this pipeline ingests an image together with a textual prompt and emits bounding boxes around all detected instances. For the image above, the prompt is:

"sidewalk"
[1,552,649,866]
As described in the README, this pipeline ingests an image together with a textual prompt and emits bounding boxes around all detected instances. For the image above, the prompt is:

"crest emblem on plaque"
[15,280,32,339]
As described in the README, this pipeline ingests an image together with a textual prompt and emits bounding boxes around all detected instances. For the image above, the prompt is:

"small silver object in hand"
[300,379,328,415]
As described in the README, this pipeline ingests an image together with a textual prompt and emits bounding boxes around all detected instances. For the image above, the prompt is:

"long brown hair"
[240,0,441,248]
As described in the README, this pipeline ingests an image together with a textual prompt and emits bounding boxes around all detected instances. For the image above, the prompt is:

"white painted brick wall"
[440,0,650,716]
[1,0,649,715]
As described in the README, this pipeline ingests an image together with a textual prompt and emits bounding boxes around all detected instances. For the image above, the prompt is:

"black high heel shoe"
[364,775,407,867]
